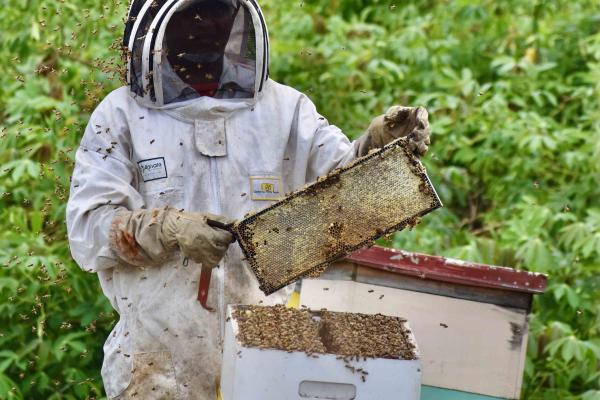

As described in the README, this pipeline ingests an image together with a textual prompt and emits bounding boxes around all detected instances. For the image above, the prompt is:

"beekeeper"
[66,0,431,398]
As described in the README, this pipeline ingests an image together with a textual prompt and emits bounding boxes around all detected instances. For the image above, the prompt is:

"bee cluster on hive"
[233,305,326,354]
[232,305,415,361]
[320,311,416,360]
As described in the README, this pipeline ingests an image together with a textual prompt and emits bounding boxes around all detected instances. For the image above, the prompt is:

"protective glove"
[357,106,430,157]
[110,207,234,269]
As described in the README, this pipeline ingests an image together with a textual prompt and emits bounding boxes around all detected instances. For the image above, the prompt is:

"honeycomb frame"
[234,138,443,295]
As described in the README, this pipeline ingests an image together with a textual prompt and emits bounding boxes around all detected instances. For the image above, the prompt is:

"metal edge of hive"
[234,138,443,295]
[419,164,443,209]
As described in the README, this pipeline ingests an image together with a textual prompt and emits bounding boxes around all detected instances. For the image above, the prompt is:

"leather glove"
[162,209,234,269]
[110,207,234,269]
[357,106,430,157]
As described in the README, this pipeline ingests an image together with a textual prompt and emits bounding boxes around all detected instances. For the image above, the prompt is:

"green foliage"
[0,1,125,398]
[0,0,599,398]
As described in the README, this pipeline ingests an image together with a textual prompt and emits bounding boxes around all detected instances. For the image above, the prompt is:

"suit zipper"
[209,156,226,341]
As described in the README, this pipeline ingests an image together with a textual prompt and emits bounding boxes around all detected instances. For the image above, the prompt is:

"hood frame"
[124,0,269,109]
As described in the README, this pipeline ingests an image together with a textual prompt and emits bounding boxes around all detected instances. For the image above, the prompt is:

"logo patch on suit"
[138,157,168,182]
[250,176,282,201]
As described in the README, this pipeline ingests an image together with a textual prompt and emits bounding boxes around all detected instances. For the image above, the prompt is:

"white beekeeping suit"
[66,0,431,398]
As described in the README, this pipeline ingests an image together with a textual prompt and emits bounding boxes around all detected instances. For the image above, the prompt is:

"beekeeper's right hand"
[109,207,234,269]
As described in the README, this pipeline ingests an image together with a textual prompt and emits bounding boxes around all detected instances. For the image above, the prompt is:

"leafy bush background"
[1,0,599,398]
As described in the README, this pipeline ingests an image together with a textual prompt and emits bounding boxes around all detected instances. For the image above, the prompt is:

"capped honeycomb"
[234,138,442,295]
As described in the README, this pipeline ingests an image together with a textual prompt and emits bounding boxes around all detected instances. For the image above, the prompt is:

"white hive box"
[220,305,422,400]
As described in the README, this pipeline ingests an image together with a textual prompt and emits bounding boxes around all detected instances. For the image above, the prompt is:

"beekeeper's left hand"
[357,106,430,157]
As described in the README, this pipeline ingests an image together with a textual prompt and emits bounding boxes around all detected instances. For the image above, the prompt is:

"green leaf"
[561,337,577,362]
[582,390,600,400]
[516,238,553,271]
[0,373,21,398]
[30,22,40,41]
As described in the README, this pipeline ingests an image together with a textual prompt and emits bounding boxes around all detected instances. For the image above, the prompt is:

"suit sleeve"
[293,95,362,183]
[66,96,145,273]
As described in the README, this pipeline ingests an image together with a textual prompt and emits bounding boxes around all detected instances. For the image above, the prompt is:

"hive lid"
[345,246,548,294]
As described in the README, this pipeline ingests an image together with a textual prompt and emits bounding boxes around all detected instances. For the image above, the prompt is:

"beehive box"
[299,246,548,400]
[220,305,422,400]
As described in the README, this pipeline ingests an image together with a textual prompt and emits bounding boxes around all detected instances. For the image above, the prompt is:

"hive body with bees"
[220,305,422,400]
[233,138,442,295]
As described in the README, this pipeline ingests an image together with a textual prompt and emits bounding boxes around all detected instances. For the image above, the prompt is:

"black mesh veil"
[126,0,170,98]
[158,0,256,103]
[123,0,149,48]
[125,0,261,105]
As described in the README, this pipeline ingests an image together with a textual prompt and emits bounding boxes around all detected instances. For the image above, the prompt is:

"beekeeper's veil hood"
[123,0,269,109]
